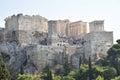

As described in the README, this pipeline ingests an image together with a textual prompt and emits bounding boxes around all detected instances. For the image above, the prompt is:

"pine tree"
[46,64,52,80]
[63,54,69,76]
[62,46,70,76]
[0,54,10,80]
[20,65,24,74]
[88,56,92,80]
[107,39,120,75]
[79,56,82,68]
[70,55,73,69]
[49,71,52,80]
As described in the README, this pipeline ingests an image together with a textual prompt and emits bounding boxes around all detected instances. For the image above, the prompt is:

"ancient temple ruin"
[0,14,113,72]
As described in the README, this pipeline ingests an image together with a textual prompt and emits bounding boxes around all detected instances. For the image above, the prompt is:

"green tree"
[103,67,117,80]
[107,39,120,75]
[42,64,53,80]
[79,56,82,68]
[63,54,70,76]
[62,46,71,76]
[20,65,24,75]
[63,75,75,80]
[17,74,42,80]
[54,64,64,76]
[92,65,104,79]
[95,75,104,80]
[88,56,92,80]
[111,76,120,80]
[48,71,52,80]
[0,54,10,80]
[116,39,120,44]
[75,64,88,80]
[53,75,61,80]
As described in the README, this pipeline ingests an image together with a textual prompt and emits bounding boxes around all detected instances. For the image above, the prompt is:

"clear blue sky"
[0,0,120,43]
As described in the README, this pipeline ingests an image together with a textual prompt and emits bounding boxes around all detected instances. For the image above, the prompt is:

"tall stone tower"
[4,14,48,45]
[89,20,104,32]
[48,21,59,45]
[5,14,48,32]
[48,20,69,45]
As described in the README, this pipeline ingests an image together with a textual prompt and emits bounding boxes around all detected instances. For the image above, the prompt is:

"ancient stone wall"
[0,29,5,42]
[83,31,113,61]
[18,14,48,32]
[5,15,19,31]
[4,30,18,42]
[18,30,48,46]
[48,21,58,37]
[4,14,48,45]
[48,21,59,45]
[5,14,48,32]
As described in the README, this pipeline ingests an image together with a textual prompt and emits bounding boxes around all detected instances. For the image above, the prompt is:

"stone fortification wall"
[18,30,48,46]
[4,30,18,42]
[5,15,19,31]
[83,31,113,61]
[18,14,48,32]
[3,30,48,46]
[0,29,5,42]
[48,21,58,37]
[4,14,48,45]
[48,21,59,45]
[5,14,48,33]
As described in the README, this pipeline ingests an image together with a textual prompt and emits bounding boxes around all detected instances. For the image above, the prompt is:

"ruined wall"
[68,21,87,39]
[5,14,48,32]
[48,21,58,37]
[5,15,18,31]
[4,14,48,45]
[0,29,5,42]
[18,30,48,46]
[83,31,113,61]
[4,30,19,42]
[18,14,48,33]
[48,21,59,45]
[89,20,104,32]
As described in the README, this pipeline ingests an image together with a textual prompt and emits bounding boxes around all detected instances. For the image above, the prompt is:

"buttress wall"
[83,31,113,61]
[5,14,48,32]
[4,14,48,45]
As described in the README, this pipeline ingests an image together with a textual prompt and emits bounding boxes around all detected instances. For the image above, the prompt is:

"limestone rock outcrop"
[0,42,27,74]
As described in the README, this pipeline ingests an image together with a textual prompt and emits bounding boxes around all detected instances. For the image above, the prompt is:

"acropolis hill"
[0,14,113,74]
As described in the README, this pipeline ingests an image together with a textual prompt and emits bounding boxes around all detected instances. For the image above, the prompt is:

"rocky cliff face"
[25,45,81,73]
[0,42,81,75]
[0,42,27,74]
